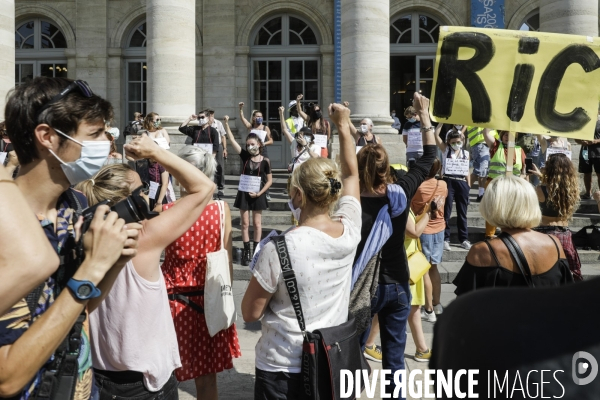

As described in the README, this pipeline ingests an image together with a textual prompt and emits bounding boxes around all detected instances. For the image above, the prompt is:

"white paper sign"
[167,181,176,202]
[149,181,159,200]
[153,137,170,149]
[193,143,214,153]
[407,129,423,153]
[444,158,470,176]
[356,146,363,154]
[251,129,267,143]
[0,152,7,165]
[313,134,328,149]
[238,174,261,193]
[546,148,572,160]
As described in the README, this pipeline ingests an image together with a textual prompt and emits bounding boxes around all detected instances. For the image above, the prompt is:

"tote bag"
[205,200,236,337]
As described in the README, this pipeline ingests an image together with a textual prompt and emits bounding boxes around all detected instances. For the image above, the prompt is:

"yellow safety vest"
[466,126,485,147]
[286,117,297,134]
[488,143,523,178]
[467,126,499,146]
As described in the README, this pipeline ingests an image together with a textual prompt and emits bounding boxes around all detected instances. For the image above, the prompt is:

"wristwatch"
[67,278,102,300]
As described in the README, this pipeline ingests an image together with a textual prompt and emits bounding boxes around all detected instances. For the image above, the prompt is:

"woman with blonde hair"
[161,146,241,400]
[529,154,582,280]
[453,175,574,295]
[242,103,361,398]
[76,135,215,399]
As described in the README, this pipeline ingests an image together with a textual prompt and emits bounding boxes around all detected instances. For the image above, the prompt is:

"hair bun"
[328,178,341,196]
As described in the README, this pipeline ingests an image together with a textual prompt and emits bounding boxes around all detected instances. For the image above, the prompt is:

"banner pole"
[505,131,516,177]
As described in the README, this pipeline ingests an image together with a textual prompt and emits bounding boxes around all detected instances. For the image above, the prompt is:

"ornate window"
[128,23,147,47]
[390,13,440,45]
[15,19,68,86]
[520,11,539,32]
[253,15,318,46]
[15,19,67,50]
[125,22,148,121]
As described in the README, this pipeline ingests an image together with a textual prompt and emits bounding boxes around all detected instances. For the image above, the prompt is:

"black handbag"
[572,225,600,250]
[272,235,371,400]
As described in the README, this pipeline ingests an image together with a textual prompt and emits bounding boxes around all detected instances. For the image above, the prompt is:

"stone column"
[341,0,395,135]
[0,0,15,118]
[75,0,108,98]
[539,0,599,177]
[540,0,599,36]
[146,0,195,127]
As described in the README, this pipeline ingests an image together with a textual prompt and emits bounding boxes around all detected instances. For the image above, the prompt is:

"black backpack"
[572,225,600,250]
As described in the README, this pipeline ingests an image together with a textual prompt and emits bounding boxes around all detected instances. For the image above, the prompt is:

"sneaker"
[421,308,437,323]
[443,241,451,251]
[363,344,382,363]
[433,304,444,315]
[414,348,432,362]
[461,240,472,250]
[476,195,483,202]
[581,193,592,200]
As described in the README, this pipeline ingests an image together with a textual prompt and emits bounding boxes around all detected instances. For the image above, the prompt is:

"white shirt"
[89,261,181,391]
[252,196,362,372]
[212,120,227,145]
[290,140,320,165]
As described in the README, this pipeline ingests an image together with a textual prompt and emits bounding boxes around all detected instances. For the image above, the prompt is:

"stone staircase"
[223,172,600,281]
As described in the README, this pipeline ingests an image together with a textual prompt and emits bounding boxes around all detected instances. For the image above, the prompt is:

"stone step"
[440,244,600,263]
[232,261,600,282]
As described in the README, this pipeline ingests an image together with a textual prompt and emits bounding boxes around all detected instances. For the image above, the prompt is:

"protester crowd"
[1,76,599,400]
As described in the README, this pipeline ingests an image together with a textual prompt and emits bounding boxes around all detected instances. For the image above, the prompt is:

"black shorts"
[578,156,600,173]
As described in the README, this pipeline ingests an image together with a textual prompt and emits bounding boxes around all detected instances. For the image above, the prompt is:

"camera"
[80,185,159,234]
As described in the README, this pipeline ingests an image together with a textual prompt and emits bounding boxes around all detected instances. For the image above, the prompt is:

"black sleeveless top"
[453,237,573,296]
[539,186,561,218]
[356,135,377,146]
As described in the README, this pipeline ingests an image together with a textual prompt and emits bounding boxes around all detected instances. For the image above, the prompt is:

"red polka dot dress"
[161,201,241,381]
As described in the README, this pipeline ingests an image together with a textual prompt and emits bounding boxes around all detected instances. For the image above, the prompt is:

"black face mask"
[290,109,298,117]
[314,111,322,119]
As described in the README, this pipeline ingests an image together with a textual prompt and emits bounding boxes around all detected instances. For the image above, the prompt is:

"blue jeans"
[470,142,490,177]
[361,282,411,399]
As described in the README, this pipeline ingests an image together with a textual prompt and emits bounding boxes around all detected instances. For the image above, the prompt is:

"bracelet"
[421,126,434,132]
[0,179,16,184]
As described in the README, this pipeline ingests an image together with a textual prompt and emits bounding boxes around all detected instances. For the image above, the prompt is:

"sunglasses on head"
[36,80,94,120]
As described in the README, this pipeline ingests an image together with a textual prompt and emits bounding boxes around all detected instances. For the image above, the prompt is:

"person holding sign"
[278,107,321,168]
[402,106,423,161]
[143,112,171,147]
[483,129,527,239]
[435,129,472,251]
[179,110,219,156]
[224,115,272,266]
[295,95,331,158]
[528,154,583,281]
[239,103,273,157]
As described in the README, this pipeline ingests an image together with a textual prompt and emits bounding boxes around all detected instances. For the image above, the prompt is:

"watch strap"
[67,278,102,300]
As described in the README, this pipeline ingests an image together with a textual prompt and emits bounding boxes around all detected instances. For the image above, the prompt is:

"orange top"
[410,178,448,234]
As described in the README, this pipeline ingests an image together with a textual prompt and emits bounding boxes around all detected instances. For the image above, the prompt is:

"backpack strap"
[272,235,306,332]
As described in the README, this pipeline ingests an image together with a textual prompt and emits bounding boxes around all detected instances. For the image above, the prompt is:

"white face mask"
[247,145,259,155]
[391,113,396,117]
[198,118,207,126]
[48,128,110,185]
[288,199,302,221]
[450,142,463,151]
[360,124,369,134]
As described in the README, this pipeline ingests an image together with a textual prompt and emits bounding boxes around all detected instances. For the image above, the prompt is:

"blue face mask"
[48,128,110,185]
[255,117,264,125]
[408,118,416,123]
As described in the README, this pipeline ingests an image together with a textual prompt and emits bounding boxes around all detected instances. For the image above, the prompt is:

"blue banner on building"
[471,0,505,29]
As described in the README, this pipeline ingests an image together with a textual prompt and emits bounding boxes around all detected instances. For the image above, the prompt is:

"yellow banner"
[430,26,600,140]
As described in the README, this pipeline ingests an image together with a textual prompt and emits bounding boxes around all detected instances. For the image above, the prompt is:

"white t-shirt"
[290,140,320,166]
[211,120,227,144]
[252,196,362,373]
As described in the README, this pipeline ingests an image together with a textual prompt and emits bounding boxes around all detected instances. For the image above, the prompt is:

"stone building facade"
[1,0,599,170]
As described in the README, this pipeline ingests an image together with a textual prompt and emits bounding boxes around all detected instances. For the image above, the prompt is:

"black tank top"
[357,135,377,146]
[539,186,561,218]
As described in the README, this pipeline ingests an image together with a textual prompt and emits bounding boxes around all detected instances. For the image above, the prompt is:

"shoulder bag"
[408,238,431,285]
[205,200,236,337]
[498,232,535,288]
[273,235,370,400]
[288,146,308,173]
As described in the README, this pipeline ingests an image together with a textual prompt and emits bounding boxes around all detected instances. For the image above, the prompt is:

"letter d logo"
[572,351,598,385]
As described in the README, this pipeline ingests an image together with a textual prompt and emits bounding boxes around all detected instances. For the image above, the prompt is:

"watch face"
[77,284,92,298]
